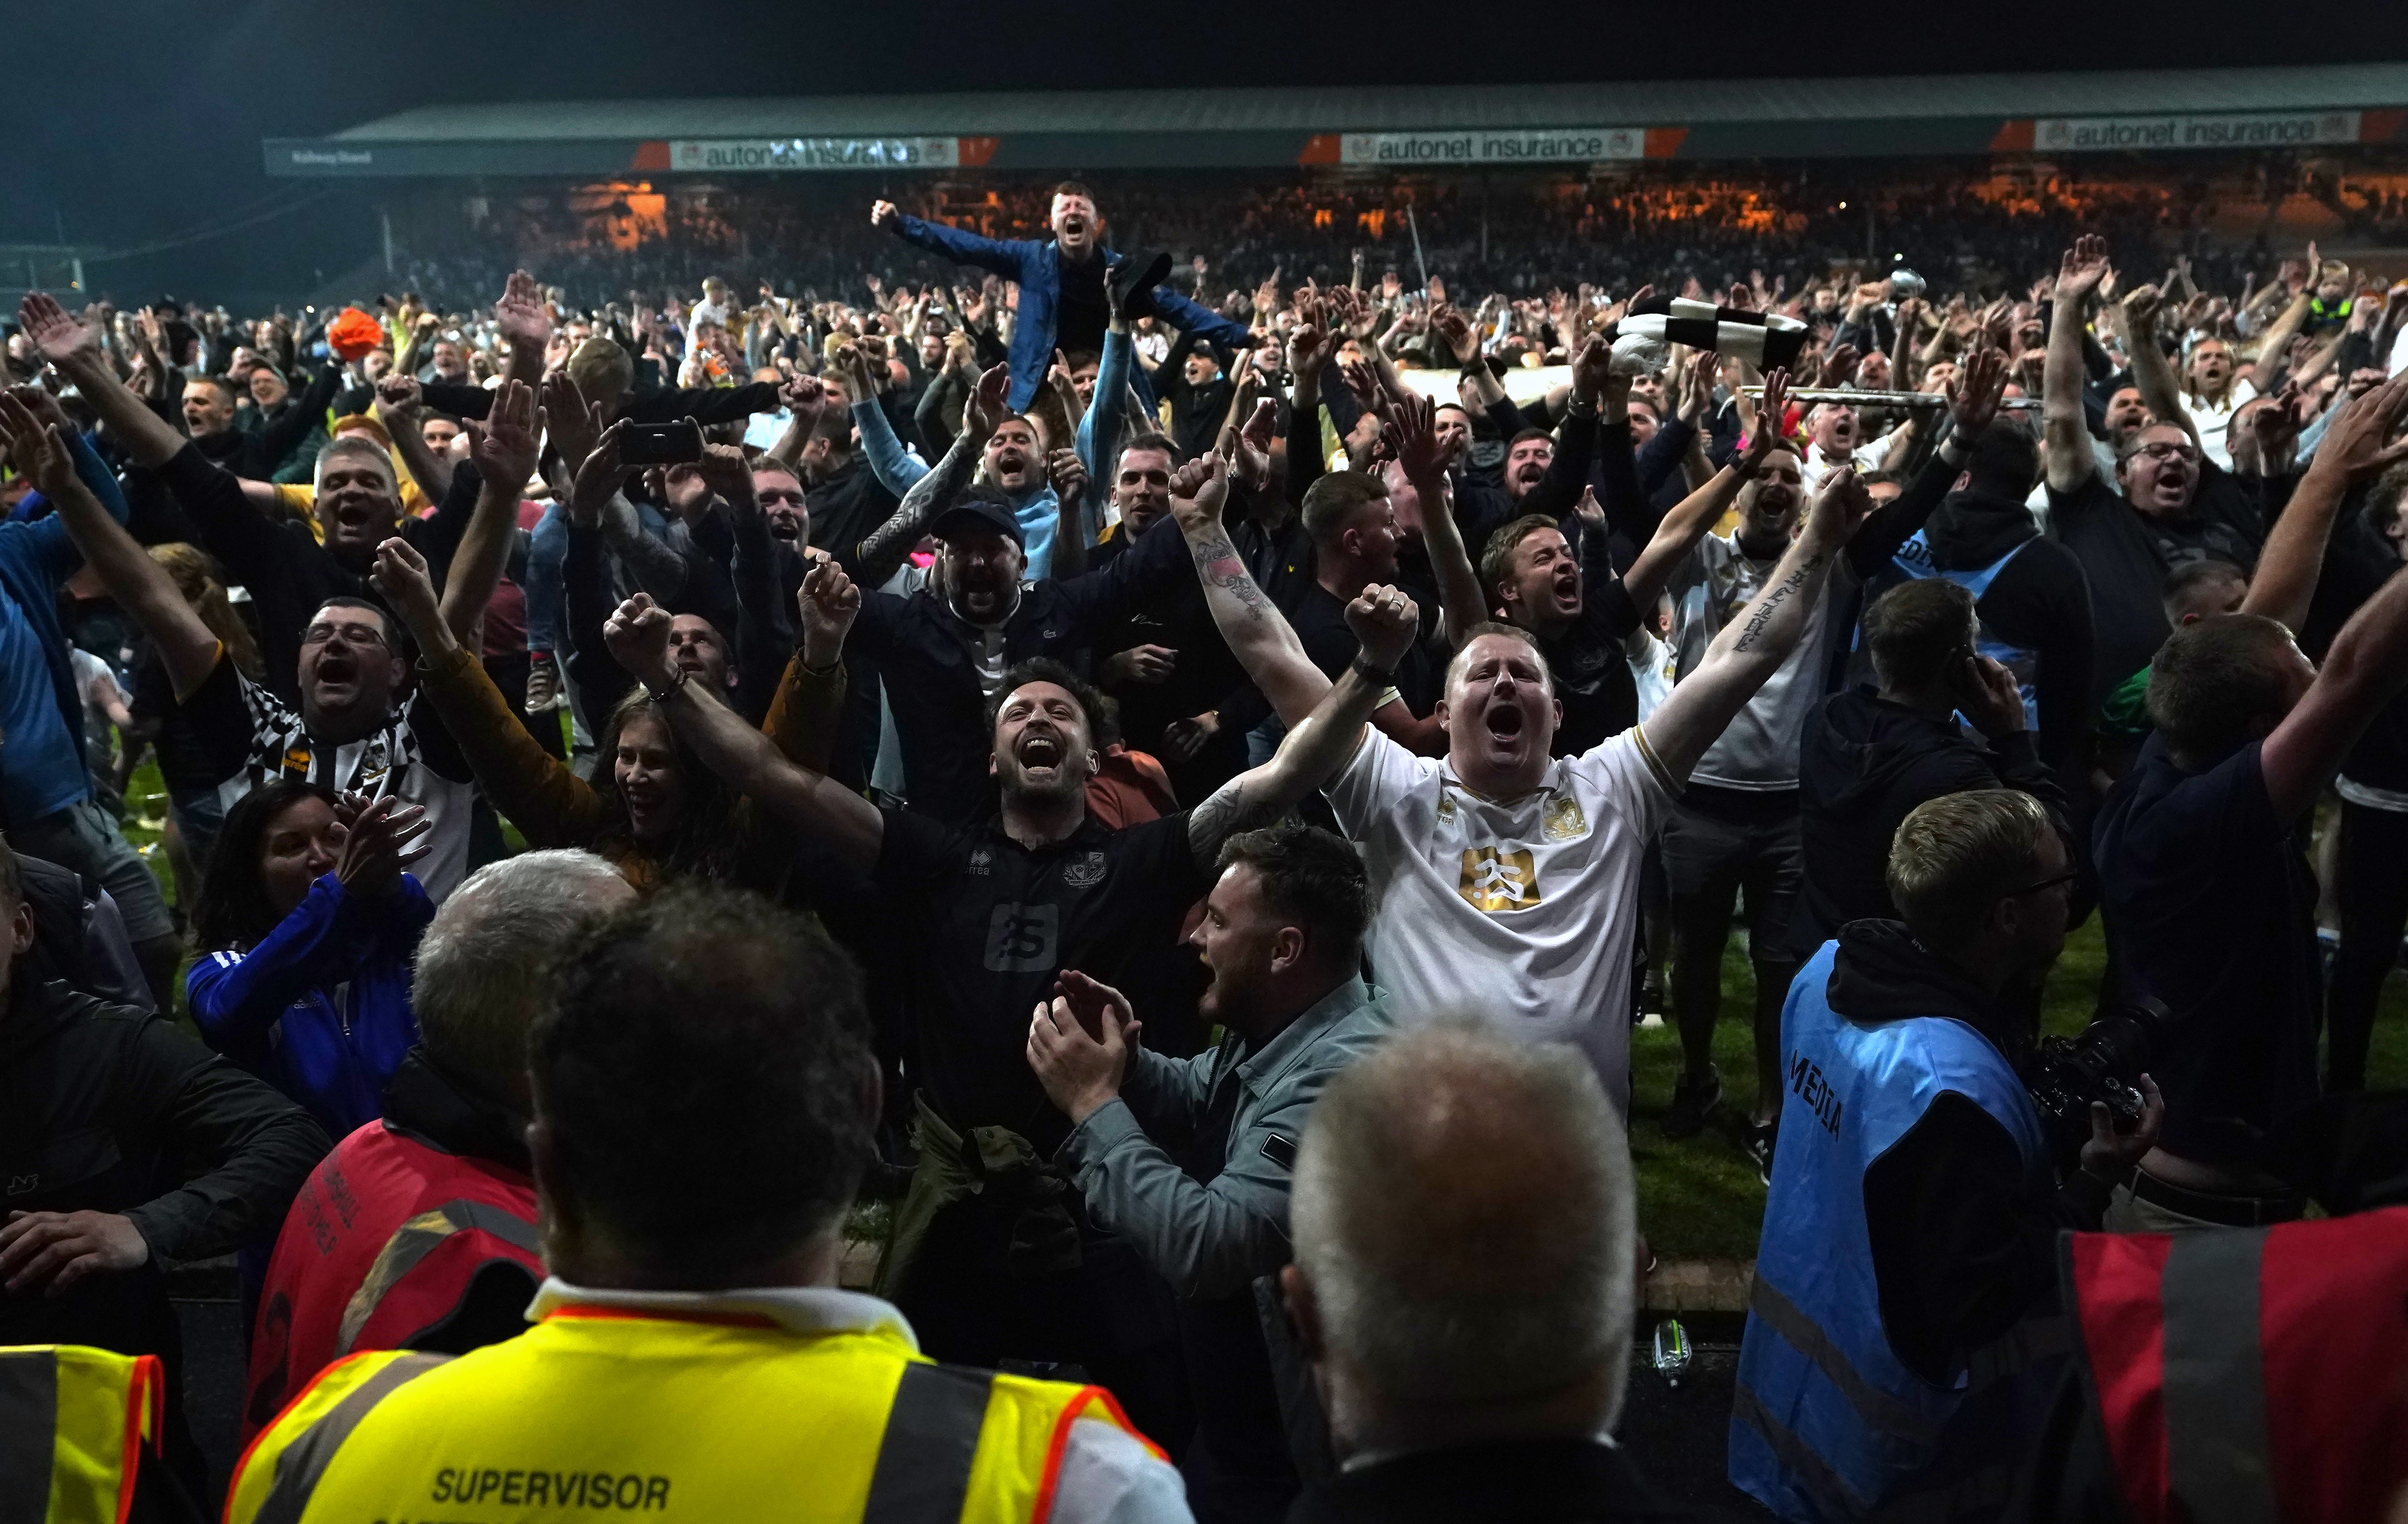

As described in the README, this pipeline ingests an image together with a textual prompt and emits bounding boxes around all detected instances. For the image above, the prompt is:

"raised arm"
[435,377,546,647]
[2244,286,2315,397]
[2044,237,2113,495]
[0,394,219,697]
[853,363,1006,586]
[1076,293,1137,489]
[1641,467,1874,782]
[492,270,552,394]
[1374,382,1488,648]
[2243,374,2408,634]
[1845,348,2008,577]
[1186,586,1418,868]
[373,373,455,505]
[259,359,344,470]
[19,294,187,468]
[2117,286,2199,451]
[1621,369,1795,610]
[765,373,830,474]
[1169,455,1330,727]
[875,201,1028,278]
[2263,511,2408,819]
[604,586,885,867]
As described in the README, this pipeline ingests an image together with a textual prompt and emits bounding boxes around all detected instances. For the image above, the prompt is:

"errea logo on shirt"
[1458,848,1542,912]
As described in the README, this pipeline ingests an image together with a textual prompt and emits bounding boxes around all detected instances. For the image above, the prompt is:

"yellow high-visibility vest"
[0,1345,164,1524]
[227,1304,1153,1523]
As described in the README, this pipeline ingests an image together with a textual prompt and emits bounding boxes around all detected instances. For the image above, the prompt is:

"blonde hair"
[148,542,262,679]
[1886,790,2052,950]
[568,336,635,407]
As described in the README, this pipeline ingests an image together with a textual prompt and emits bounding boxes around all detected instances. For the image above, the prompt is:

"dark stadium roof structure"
[266,64,2408,176]
[325,64,2408,139]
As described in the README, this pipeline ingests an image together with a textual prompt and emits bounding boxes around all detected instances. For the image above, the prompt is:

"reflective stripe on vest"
[333,1197,543,1357]
[1729,940,2049,1522]
[228,1310,1151,1524]
[0,1346,164,1524]
[863,1364,997,1524]
[251,1351,453,1524]
[2069,1207,2408,1524]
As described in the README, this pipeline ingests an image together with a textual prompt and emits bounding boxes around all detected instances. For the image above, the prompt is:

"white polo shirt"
[1326,725,1680,1111]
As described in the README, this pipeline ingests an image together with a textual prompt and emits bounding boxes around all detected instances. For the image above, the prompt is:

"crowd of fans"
[4,172,2408,1523]
[388,166,2274,313]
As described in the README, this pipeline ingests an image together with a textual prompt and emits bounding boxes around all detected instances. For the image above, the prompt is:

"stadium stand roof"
[267,63,2408,177]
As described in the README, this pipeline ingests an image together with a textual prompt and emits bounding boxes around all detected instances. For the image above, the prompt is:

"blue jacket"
[892,215,1253,413]
[187,873,435,1140]
[0,432,131,825]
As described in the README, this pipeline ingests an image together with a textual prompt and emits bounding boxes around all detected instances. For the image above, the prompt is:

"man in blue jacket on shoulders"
[872,182,1256,412]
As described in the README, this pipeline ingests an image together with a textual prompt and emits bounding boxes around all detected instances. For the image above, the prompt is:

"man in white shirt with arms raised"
[1169,372,1872,1111]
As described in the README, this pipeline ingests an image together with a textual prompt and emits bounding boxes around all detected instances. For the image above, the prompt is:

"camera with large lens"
[2025,997,2174,1173]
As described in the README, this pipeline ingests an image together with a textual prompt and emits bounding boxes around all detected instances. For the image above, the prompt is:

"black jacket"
[1289,1437,1687,1524]
[851,511,1199,822]
[1794,690,2066,958]
[1826,923,2108,1388]
[0,976,327,1356]
[1915,486,2096,800]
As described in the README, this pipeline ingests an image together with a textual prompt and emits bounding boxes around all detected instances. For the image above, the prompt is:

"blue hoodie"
[187,873,434,1139]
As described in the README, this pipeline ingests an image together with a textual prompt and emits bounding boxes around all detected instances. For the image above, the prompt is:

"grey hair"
[1291,1020,1635,1420]
[412,849,629,1097]
[314,433,398,492]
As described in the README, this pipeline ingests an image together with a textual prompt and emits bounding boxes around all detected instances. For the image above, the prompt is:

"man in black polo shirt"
[602,562,1420,1430]
[2041,237,2295,714]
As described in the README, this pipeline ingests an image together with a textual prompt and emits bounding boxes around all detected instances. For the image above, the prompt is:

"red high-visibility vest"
[2066,1206,2408,1524]
[241,1119,541,1442]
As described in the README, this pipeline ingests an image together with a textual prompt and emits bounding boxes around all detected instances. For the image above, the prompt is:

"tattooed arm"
[854,423,982,588]
[852,362,1009,587]
[1170,455,1331,727]
[1638,468,1873,783]
[1187,587,1418,869]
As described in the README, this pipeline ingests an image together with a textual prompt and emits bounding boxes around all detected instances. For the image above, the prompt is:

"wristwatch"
[1349,652,1397,685]
[641,667,690,704]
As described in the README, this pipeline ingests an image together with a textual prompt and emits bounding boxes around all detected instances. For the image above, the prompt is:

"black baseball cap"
[930,494,1024,546]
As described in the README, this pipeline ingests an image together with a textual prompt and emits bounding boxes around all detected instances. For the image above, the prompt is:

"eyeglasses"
[301,622,390,650]
[2007,869,2079,899]
[2133,441,2200,464]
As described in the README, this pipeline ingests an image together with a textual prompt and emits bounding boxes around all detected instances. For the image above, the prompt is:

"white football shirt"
[1326,724,1679,1112]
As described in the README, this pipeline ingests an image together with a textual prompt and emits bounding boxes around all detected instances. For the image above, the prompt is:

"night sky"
[5,0,2404,302]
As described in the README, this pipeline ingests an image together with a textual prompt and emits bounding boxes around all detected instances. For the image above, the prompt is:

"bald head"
[1288,1022,1635,1454]
[412,849,633,1111]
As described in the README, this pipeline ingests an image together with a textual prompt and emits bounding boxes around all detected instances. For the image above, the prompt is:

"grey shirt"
[1059,976,1393,1301]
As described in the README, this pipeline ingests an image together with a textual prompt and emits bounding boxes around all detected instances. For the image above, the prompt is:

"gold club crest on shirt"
[1459,848,1542,912]
[1542,794,1587,841]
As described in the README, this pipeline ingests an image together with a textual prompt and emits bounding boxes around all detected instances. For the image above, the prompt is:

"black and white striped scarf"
[1605,295,1809,373]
